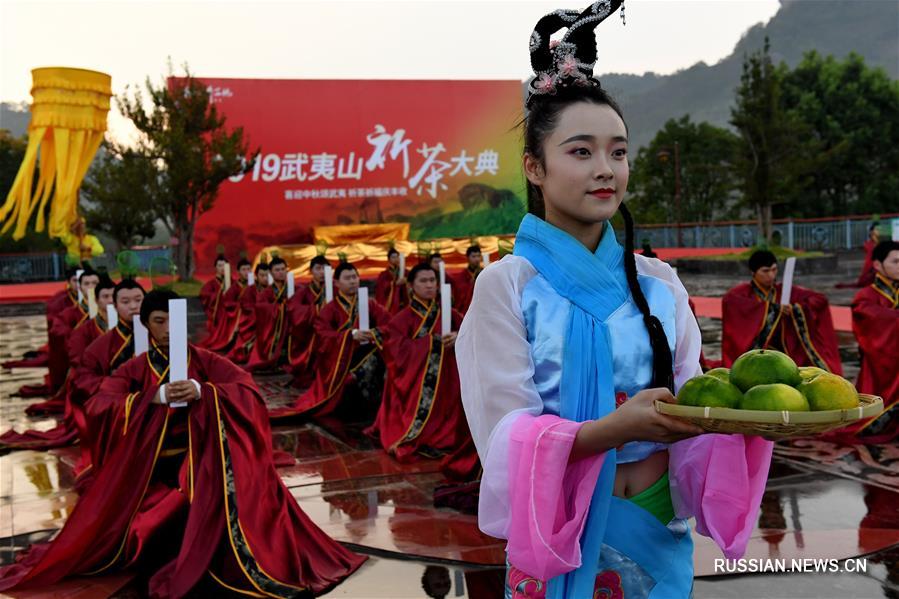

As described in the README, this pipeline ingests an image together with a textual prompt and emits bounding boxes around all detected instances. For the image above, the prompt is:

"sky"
[0,0,781,140]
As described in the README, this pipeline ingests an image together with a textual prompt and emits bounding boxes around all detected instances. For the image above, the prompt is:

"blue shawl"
[514,213,629,598]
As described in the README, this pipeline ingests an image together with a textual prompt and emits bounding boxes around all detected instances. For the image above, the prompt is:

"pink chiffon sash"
[506,414,605,580]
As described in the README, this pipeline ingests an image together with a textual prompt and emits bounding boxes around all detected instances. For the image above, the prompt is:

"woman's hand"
[571,388,704,461]
[613,388,705,444]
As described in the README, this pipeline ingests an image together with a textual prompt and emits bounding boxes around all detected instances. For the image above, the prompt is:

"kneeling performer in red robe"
[721,250,842,374]
[246,257,291,372]
[228,261,270,364]
[368,264,469,462]
[0,290,366,597]
[287,255,330,387]
[200,257,252,353]
[271,262,390,422]
[374,248,408,316]
[829,241,899,444]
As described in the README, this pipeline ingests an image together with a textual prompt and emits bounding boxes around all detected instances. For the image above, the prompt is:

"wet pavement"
[1,264,897,598]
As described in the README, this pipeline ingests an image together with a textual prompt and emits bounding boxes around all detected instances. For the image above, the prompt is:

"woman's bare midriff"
[612,449,668,499]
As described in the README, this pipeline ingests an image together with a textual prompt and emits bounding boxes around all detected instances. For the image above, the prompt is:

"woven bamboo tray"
[654,394,883,440]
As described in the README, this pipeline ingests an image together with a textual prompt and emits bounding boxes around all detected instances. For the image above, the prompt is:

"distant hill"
[600,0,899,149]
[0,102,30,138]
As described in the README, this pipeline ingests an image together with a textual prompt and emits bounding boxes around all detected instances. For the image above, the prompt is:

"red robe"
[198,276,232,337]
[827,274,899,444]
[367,296,467,462]
[855,239,878,287]
[375,267,408,315]
[245,282,290,372]
[0,343,366,597]
[1,315,109,451]
[72,321,137,479]
[838,239,879,288]
[449,266,481,315]
[286,281,326,387]
[18,298,89,410]
[48,286,78,317]
[721,281,843,374]
[270,292,390,420]
[226,285,264,364]
[199,280,248,353]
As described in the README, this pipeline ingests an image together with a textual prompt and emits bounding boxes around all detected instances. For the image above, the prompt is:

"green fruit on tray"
[705,367,730,383]
[739,383,810,412]
[730,349,801,392]
[677,374,743,409]
[799,372,860,410]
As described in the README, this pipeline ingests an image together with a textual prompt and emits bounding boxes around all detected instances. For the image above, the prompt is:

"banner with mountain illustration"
[187,78,526,266]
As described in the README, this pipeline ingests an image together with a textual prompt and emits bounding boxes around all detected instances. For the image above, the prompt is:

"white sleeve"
[456,256,545,538]
[457,257,544,457]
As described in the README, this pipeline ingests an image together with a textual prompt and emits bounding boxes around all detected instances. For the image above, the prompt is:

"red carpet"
[0,278,151,304]
[0,276,216,305]
[692,296,852,333]
[652,247,744,260]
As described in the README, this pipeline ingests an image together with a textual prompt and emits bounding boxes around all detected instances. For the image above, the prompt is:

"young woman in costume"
[456,2,774,597]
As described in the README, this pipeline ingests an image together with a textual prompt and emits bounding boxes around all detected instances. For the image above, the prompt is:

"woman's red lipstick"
[589,188,615,199]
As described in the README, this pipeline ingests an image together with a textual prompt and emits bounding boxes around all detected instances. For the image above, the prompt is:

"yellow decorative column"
[0,67,112,240]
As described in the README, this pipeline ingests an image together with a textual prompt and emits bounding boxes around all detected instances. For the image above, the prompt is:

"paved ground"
[1,256,896,599]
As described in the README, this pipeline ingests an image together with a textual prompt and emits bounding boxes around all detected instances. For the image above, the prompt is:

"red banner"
[185,78,525,271]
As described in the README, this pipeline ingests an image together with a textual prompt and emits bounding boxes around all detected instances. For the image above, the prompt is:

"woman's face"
[524,102,629,226]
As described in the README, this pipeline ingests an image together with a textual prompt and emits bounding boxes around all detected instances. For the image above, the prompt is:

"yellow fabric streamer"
[256,233,516,278]
[0,67,111,240]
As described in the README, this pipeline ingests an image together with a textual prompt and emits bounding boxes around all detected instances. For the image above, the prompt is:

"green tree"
[629,116,740,225]
[781,51,899,217]
[80,143,159,253]
[0,129,28,197]
[116,63,256,280]
[730,38,810,242]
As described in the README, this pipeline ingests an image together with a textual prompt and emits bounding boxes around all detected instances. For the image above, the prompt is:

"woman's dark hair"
[619,203,674,391]
[408,263,437,285]
[524,86,673,391]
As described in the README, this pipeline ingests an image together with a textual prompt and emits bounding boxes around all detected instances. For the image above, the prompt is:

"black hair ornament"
[526,0,625,107]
